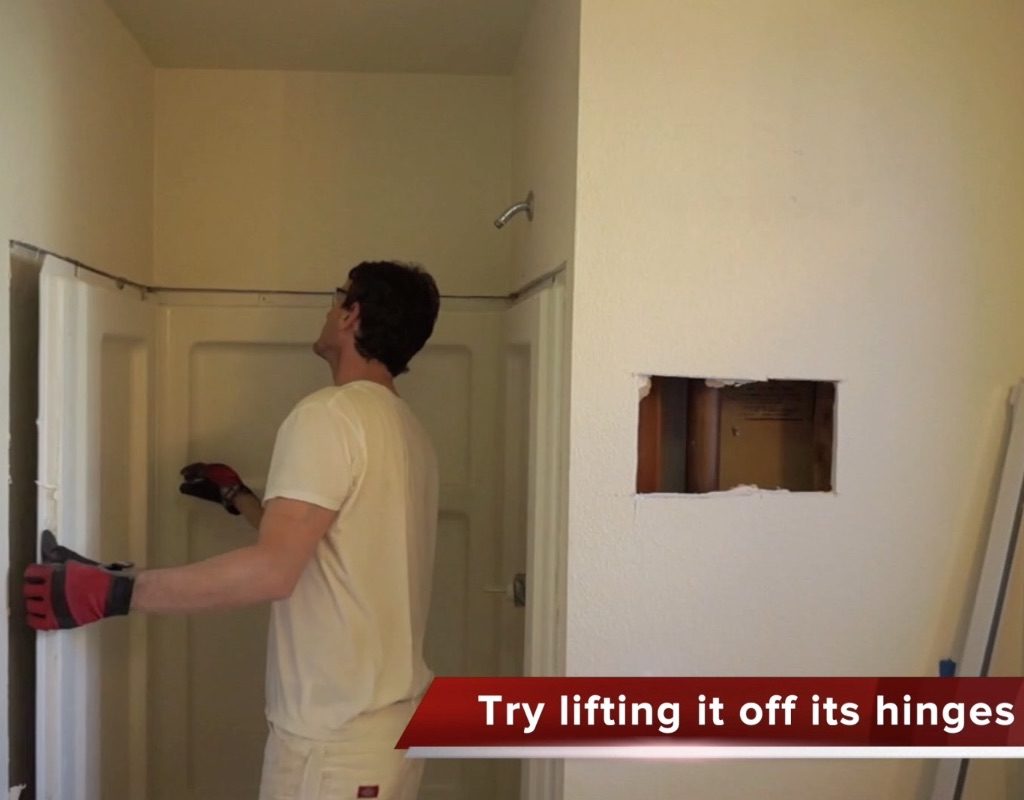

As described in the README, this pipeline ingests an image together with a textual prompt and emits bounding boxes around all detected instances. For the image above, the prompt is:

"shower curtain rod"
[10,241,564,303]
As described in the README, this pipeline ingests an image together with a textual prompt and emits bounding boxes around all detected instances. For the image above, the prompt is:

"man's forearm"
[234,491,264,530]
[131,497,332,615]
[131,544,289,614]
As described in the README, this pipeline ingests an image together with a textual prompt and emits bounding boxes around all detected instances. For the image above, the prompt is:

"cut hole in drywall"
[637,377,836,494]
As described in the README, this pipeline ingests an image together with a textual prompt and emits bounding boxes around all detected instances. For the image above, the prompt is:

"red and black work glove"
[179,462,252,515]
[23,530,135,631]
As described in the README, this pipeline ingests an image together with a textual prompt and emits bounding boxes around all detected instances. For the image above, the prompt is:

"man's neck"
[331,357,396,394]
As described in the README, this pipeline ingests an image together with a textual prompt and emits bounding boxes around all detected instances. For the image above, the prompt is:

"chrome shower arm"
[494,191,534,228]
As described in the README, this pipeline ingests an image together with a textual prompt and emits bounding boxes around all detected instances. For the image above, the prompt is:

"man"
[24,260,442,800]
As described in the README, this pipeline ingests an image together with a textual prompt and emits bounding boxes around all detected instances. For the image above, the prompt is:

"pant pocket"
[258,731,319,800]
[317,750,418,800]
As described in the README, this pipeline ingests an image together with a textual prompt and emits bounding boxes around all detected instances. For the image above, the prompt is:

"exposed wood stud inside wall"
[636,377,664,493]
[686,380,721,493]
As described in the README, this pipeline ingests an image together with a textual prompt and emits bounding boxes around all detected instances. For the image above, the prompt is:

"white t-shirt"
[262,380,438,740]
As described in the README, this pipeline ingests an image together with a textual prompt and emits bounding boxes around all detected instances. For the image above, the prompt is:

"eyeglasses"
[334,286,349,307]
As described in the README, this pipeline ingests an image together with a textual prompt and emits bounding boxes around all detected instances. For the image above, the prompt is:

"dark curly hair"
[342,261,440,376]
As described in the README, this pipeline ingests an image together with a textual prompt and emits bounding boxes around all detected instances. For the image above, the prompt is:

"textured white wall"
[154,69,513,295]
[510,0,580,289]
[565,1,1024,797]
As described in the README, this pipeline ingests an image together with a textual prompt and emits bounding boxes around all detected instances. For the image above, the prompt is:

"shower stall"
[17,245,567,800]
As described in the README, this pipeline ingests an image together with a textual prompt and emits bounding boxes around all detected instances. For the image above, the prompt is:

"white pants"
[258,701,424,800]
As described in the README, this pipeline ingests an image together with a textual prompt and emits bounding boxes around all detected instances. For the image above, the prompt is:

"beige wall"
[0,0,154,792]
[510,0,580,288]
[566,1,1024,798]
[154,69,513,295]
[0,1,154,282]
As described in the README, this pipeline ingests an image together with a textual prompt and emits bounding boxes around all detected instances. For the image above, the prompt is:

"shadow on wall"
[8,243,43,798]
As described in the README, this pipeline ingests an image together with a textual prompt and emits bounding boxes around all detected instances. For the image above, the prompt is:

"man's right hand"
[24,531,134,630]
[179,462,252,515]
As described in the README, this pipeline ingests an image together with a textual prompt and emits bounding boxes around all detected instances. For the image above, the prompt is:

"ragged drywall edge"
[9,785,26,800]
[634,374,768,392]
[638,484,773,498]
[636,375,842,389]
[704,378,759,388]
[635,486,841,500]
[632,486,789,517]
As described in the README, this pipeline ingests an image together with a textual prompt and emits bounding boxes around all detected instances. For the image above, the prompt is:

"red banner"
[397,677,1024,751]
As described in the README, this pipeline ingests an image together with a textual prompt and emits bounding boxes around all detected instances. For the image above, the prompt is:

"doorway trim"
[506,271,569,800]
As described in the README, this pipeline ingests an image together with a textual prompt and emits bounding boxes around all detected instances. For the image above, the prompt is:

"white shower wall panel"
[151,306,329,800]
[36,258,154,800]
[98,335,150,800]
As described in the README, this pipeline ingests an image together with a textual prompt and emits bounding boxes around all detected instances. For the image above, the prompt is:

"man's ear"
[341,301,360,329]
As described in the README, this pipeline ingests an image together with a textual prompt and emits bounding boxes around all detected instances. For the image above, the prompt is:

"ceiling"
[105,0,533,75]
